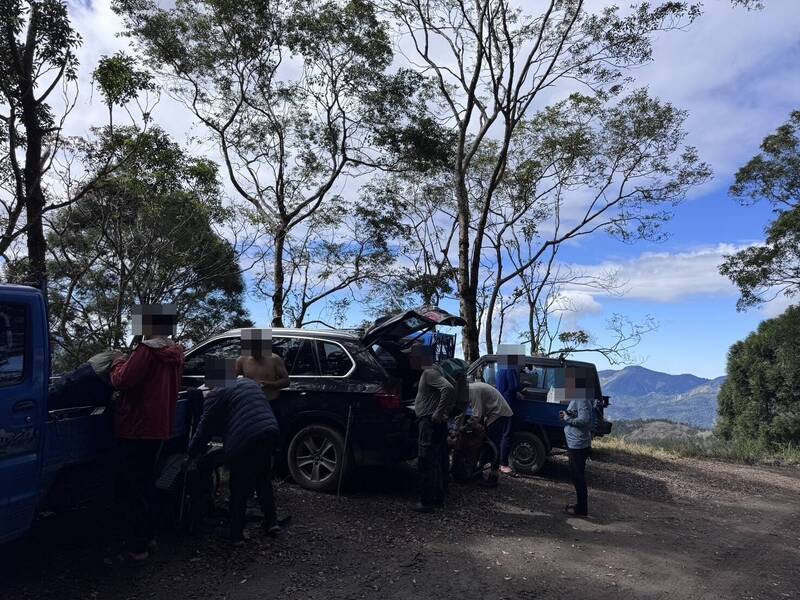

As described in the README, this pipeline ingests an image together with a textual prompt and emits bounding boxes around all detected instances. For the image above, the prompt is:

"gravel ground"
[3,448,799,600]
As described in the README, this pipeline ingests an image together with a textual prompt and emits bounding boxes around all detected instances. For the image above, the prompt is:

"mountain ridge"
[599,366,725,429]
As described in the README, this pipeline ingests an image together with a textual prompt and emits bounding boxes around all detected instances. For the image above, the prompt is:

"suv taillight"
[376,388,401,410]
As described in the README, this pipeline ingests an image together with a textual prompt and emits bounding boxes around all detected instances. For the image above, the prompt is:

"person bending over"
[467,381,514,484]
[189,359,282,543]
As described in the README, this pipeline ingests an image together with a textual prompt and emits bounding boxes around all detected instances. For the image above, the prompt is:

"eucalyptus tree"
[720,111,800,310]
[382,0,708,361]
[0,0,80,287]
[116,0,440,326]
[1,0,154,289]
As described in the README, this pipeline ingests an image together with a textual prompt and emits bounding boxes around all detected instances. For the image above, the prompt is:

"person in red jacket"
[105,305,184,565]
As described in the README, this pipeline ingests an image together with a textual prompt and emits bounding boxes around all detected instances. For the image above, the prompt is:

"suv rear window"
[283,338,319,376]
[317,341,353,376]
[0,303,27,386]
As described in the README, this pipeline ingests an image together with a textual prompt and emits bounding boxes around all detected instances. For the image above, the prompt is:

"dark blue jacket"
[495,367,520,404]
[188,378,280,460]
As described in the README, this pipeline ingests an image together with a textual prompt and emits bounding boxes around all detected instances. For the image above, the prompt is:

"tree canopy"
[43,127,251,370]
[720,111,800,310]
[717,305,800,446]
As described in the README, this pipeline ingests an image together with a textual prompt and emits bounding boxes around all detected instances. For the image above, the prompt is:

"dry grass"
[595,434,800,466]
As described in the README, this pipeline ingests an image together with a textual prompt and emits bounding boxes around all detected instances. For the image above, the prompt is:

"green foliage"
[114,0,444,325]
[0,0,82,283]
[730,111,799,208]
[92,51,154,113]
[716,305,800,447]
[721,111,800,309]
[0,0,81,142]
[0,1,81,93]
[45,127,251,371]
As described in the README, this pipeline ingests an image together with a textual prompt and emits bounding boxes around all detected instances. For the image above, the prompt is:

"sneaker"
[499,466,513,475]
[412,502,435,513]
[564,504,588,517]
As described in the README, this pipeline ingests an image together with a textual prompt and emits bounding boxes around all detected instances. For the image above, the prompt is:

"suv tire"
[509,431,546,475]
[288,424,350,492]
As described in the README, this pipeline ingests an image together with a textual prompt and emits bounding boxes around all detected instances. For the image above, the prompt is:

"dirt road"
[3,447,799,600]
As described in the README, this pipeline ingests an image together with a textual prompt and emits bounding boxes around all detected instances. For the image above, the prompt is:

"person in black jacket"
[188,359,281,543]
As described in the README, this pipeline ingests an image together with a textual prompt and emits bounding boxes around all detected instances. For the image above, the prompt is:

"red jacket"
[111,338,185,440]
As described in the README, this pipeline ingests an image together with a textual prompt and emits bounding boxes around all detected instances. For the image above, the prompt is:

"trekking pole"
[178,394,199,528]
[178,459,190,526]
[337,403,354,498]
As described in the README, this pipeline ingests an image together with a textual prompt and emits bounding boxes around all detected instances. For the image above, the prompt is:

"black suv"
[182,307,465,492]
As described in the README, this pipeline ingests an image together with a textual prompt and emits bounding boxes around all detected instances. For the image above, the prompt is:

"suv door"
[269,336,324,428]
[0,294,48,543]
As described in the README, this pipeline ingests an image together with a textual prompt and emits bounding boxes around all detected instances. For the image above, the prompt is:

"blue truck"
[467,354,612,474]
[0,284,195,544]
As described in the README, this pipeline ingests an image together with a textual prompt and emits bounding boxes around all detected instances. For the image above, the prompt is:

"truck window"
[520,366,557,391]
[0,303,26,387]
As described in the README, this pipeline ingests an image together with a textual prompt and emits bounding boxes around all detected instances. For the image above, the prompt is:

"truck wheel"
[287,424,350,493]
[509,432,546,475]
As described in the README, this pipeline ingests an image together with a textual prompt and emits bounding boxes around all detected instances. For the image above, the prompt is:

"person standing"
[467,382,514,482]
[495,365,521,474]
[189,366,281,543]
[560,395,593,517]
[413,358,468,513]
[107,305,184,565]
[235,329,290,401]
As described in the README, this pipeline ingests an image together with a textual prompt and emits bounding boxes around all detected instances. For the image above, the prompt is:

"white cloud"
[577,244,742,303]
[566,243,790,322]
[553,290,604,315]
[636,1,800,195]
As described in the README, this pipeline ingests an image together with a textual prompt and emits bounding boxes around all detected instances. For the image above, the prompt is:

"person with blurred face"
[189,357,282,543]
[235,329,289,401]
[467,381,514,483]
[560,395,593,518]
[413,356,468,513]
[106,305,184,565]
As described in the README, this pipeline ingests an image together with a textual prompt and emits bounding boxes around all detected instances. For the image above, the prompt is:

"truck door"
[0,292,48,543]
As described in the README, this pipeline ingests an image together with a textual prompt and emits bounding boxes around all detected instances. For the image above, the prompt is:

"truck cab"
[0,285,50,543]
[0,284,194,544]
[467,354,612,474]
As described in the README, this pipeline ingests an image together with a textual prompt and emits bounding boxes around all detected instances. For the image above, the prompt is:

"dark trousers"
[567,447,590,515]
[228,434,276,541]
[418,417,449,507]
[485,416,512,469]
[115,438,162,555]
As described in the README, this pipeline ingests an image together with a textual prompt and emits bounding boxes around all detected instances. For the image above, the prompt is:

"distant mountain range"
[599,366,725,429]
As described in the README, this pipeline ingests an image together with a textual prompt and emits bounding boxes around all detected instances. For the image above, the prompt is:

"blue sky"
[64,1,800,379]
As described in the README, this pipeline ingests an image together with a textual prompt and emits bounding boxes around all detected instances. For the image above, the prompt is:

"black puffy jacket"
[188,378,280,461]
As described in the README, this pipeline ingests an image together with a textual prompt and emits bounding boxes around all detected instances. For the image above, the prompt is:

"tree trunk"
[21,86,47,291]
[455,170,480,362]
[484,262,503,355]
[271,224,287,327]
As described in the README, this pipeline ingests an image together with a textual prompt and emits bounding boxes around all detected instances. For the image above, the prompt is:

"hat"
[439,358,468,383]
